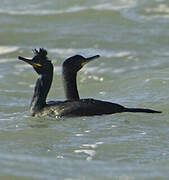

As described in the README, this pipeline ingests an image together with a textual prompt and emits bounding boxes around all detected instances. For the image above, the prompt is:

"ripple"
[82,142,104,149]
[135,130,147,135]
[74,149,96,161]
[0,58,14,64]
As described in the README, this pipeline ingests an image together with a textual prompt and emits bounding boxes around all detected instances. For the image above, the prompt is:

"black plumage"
[18,49,161,118]
[62,54,100,101]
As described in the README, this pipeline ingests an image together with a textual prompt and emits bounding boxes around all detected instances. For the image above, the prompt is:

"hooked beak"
[18,56,42,67]
[82,55,100,66]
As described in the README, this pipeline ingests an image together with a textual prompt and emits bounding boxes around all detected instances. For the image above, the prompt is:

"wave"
[49,48,132,76]
[0,1,136,16]
[92,1,136,11]
[122,2,169,22]
[143,3,169,19]
[49,48,131,59]
[0,46,131,60]
[0,46,19,55]
[145,4,169,14]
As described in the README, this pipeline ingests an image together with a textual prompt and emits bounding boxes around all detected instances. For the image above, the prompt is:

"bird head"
[18,48,53,75]
[63,54,100,73]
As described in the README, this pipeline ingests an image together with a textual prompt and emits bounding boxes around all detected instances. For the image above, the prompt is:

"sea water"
[0,0,169,179]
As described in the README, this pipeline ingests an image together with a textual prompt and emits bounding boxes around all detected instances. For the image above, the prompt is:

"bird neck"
[30,71,53,115]
[62,69,80,101]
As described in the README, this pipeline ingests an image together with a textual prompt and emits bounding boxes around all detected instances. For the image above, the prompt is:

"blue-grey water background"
[0,0,169,179]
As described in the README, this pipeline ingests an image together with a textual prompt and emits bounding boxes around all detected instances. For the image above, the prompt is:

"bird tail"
[124,108,162,113]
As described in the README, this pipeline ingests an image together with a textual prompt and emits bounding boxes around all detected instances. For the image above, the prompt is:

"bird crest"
[32,48,48,61]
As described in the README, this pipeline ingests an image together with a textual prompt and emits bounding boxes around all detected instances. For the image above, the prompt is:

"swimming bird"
[18,48,161,118]
[62,54,100,101]
[62,54,161,114]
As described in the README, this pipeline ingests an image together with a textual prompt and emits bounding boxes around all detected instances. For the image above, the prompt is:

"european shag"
[18,48,161,117]
[62,54,100,101]
[62,54,161,114]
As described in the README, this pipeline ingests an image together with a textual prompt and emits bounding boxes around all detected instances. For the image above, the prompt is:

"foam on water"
[0,46,19,55]
[145,4,169,13]
[92,1,136,11]
[121,1,169,22]
[0,1,136,16]
[144,3,169,19]
[50,48,131,59]
[82,142,104,149]
[74,149,96,161]
[0,6,87,16]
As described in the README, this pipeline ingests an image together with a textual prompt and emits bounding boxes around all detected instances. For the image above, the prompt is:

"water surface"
[0,0,169,179]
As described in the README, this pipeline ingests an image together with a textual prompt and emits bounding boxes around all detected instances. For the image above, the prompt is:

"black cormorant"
[18,48,161,118]
[62,54,100,101]
[62,54,161,114]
